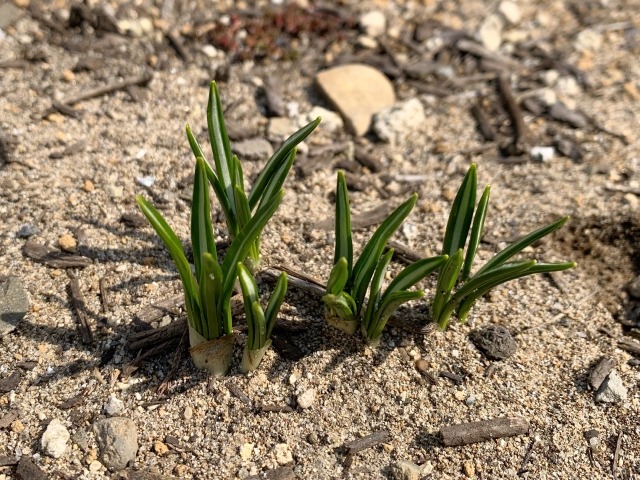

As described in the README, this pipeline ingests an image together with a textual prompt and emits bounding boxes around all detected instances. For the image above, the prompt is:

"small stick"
[613,432,623,479]
[456,39,522,70]
[57,71,153,107]
[605,184,640,195]
[617,338,640,355]
[497,74,527,148]
[440,417,529,446]
[166,31,191,62]
[227,384,252,405]
[471,102,497,141]
[68,276,94,344]
[485,363,497,378]
[385,240,423,264]
[99,277,110,313]
[266,267,325,296]
[343,430,391,456]
[259,404,293,413]
[156,328,188,395]
[517,437,537,475]
[354,146,382,172]
[439,371,464,384]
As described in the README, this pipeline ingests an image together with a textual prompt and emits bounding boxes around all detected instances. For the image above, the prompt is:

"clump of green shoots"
[323,171,448,345]
[432,163,576,330]
[236,263,287,372]
[137,158,284,375]
[186,81,320,271]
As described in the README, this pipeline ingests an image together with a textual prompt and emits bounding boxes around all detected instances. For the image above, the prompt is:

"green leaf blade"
[462,185,491,280]
[207,81,236,215]
[431,249,464,323]
[191,157,217,277]
[474,216,570,277]
[351,193,418,314]
[443,163,477,256]
[264,272,288,339]
[237,262,261,349]
[327,257,349,295]
[248,116,321,210]
[335,171,353,275]
[136,195,199,328]
[363,249,394,334]
[382,254,448,301]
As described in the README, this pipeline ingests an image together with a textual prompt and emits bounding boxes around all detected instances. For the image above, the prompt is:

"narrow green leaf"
[362,249,394,333]
[327,257,349,295]
[220,189,285,322]
[351,193,418,314]
[249,117,321,210]
[474,216,570,277]
[322,292,356,324]
[431,249,464,322]
[233,155,245,195]
[136,195,199,328]
[369,290,424,341]
[186,124,206,160]
[202,156,237,235]
[251,301,267,350]
[456,261,576,323]
[233,185,252,232]
[207,81,236,216]
[382,255,448,302]
[191,157,217,277]
[264,272,287,339]
[437,260,536,330]
[199,253,219,339]
[443,163,477,256]
[237,262,261,349]
[462,185,491,280]
[256,148,296,213]
[335,171,353,275]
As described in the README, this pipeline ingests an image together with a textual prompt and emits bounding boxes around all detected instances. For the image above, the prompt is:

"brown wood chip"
[0,371,21,393]
[48,139,88,159]
[16,456,48,480]
[589,356,616,390]
[259,404,294,413]
[618,337,640,355]
[58,388,89,410]
[227,384,252,406]
[68,277,94,344]
[440,417,529,446]
[23,240,92,268]
[0,455,17,467]
[343,430,391,455]
[0,410,19,429]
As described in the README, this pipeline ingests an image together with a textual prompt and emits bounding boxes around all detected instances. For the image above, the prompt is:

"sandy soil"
[0,0,639,479]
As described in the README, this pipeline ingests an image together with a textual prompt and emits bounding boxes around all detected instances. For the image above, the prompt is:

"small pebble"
[463,461,475,477]
[306,432,319,445]
[174,464,188,476]
[415,359,429,373]
[240,443,253,460]
[274,443,293,465]
[17,224,39,238]
[389,459,421,480]
[83,179,95,192]
[89,460,103,473]
[62,69,75,82]
[153,441,169,455]
[297,388,316,409]
[183,406,193,420]
[135,176,156,188]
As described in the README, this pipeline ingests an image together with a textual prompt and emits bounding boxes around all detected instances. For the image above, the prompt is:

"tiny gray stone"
[41,419,70,458]
[389,460,421,480]
[359,10,386,38]
[0,276,29,336]
[94,417,138,471]
[72,428,91,452]
[104,394,125,416]
[233,138,274,161]
[17,224,39,238]
[595,370,628,403]
[373,98,426,145]
[470,324,517,360]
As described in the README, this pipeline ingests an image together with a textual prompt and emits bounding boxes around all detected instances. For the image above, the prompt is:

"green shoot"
[432,163,576,330]
[237,263,287,372]
[136,155,284,375]
[323,171,447,343]
[186,81,320,270]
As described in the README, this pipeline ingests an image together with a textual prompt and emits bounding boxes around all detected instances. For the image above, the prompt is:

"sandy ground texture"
[1,0,639,479]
